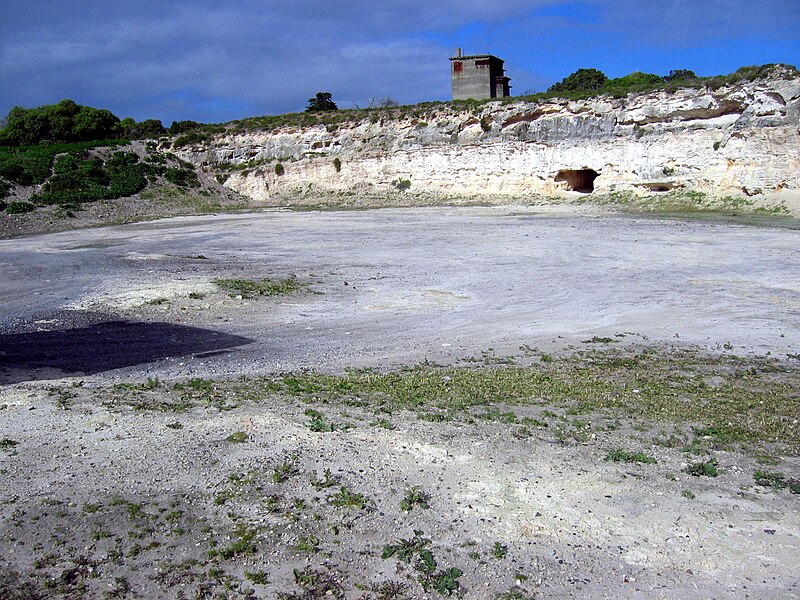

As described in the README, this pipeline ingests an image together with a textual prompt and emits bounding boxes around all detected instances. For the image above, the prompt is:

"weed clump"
[605,449,657,464]
[0,438,19,451]
[684,458,719,477]
[754,470,800,493]
[400,486,431,512]
[328,486,368,509]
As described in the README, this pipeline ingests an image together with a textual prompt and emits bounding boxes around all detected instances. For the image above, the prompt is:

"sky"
[1,0,798,125]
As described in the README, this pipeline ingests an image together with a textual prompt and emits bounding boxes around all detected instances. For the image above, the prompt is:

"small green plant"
[684,458,719,477]
[382,531,431,563]
[0,438,19,451]
[296,535,320,554]
[244,570,270,585]
[681,489,696,500]
[605,449,657,464]
[274,162,285,176]
[496,587,536,600]
[491,541,508,559]
[400,486,431,512]
[332,157,341,173]
[391,178,411,191]
[188,291,205,299]
[272,456,299,483]
[328,486,368,509]
[304,408,352,432]
[310,468,340,490]
[427,567,463,596]
[226,431,248,443]
[212,526,258,559]
[166,422,182,429]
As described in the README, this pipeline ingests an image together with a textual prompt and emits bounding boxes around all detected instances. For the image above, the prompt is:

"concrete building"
[450,49,511,100]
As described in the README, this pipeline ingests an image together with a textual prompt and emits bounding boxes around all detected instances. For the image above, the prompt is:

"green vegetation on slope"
[0,141,200,211]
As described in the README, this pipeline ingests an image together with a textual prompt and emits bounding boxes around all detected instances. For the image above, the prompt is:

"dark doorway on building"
[555,169,599,193]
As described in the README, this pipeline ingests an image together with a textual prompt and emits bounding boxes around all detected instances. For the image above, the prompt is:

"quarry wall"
[177,75,800,204]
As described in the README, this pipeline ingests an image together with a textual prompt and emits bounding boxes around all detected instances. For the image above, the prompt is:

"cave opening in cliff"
[555,169,599,193]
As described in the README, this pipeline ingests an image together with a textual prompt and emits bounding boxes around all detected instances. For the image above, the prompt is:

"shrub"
[164,167,199,187]
[172,131,212,148]
[392,178,411,191]
[4,200,35,214]
[333,157,341,173]
[548,68,608,94]
[274,162,285,176]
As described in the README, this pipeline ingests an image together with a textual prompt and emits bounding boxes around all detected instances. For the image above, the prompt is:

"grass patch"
[246,348,800,453]
[213,276,305,298]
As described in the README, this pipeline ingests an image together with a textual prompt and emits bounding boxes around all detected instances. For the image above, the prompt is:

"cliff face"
[178,74,800,204]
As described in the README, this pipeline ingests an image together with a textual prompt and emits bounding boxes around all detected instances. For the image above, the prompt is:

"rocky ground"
[0,206,798,599]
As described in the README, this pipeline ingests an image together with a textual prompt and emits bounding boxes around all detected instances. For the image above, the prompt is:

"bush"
[274,163,285,176]
[164,167,200,187]
[548,68,608,94]
[172,131,212,148]
[0,140,126,186]
[603,72,663,97]
[30,150,148,206]
[333,157,341,173]
[4,200,35,214]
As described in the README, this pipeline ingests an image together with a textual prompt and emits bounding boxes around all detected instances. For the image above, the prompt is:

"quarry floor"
[0,205,798,599]
[1,205,799,381]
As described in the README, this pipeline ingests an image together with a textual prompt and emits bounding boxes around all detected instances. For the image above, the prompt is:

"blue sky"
[1,0,798,125]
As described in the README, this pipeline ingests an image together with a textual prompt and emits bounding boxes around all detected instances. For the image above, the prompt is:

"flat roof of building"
[449,54,504,62]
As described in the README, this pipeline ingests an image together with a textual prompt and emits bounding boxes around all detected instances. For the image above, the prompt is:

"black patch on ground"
[0,316,252,383]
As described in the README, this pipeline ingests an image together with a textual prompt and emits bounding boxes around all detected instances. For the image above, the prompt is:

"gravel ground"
[0,206,798,599]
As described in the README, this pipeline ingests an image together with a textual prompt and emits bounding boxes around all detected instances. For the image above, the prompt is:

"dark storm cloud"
[1,1,798,124]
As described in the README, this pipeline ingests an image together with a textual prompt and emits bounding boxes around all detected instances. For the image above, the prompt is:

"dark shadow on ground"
[0,319,252,383]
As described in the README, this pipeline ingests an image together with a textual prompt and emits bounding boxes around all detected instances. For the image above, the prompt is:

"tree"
[0,99,120,146]
[132,119,167,139]
[169,120,203,135]
[305,92,338,112]
[547,68,608,94]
